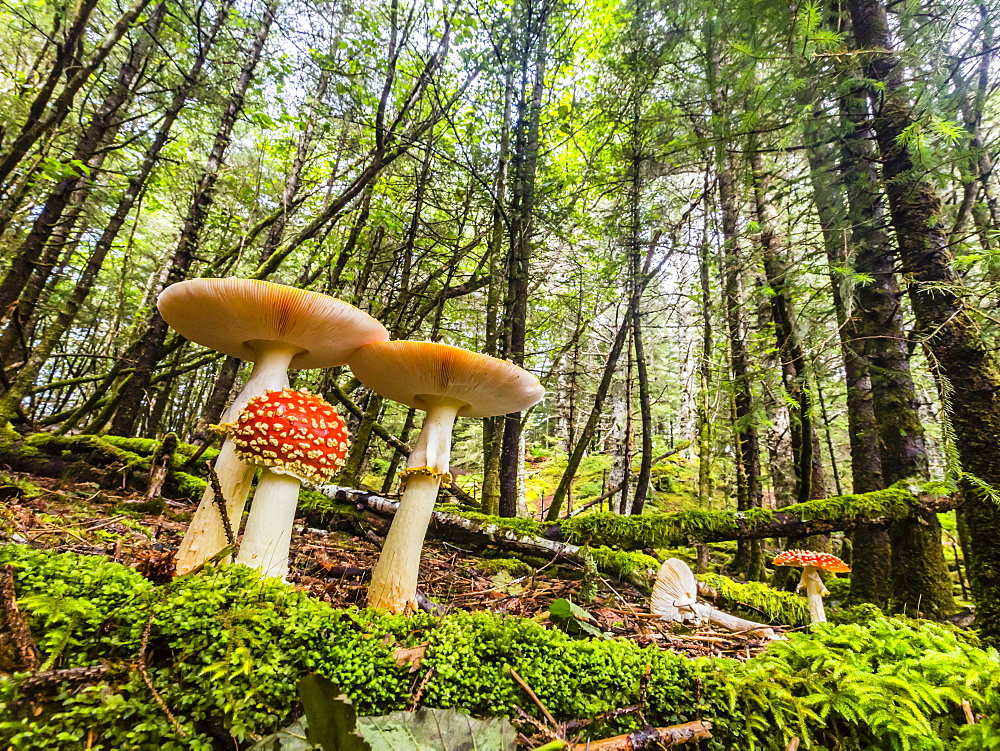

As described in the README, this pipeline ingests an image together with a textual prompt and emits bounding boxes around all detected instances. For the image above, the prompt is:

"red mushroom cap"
[772,549,851,573]
[230,388,349,484]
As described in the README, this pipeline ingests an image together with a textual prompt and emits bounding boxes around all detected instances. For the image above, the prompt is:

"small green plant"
[578,547,599,603]
[547,598,608,640]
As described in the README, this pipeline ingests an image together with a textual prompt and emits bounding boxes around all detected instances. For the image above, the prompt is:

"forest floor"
[0,468,782,663]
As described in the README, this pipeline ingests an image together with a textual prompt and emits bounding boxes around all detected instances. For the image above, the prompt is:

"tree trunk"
[499,0,548,517]
[696,236,713,509]
[0,0,235,433]
[108,0,277,436]
[837,66,953,618]
[848,0,979,625]
[0,3,164,334]
[803,109,889,604]
[546,317,631,520]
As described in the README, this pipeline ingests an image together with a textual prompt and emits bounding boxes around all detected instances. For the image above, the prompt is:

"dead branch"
[572,720,712,749]
[0,564,39,670]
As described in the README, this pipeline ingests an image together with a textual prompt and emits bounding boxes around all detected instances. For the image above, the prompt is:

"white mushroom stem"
[691,603,780,639]
[235,470,301,580]
[797,566,829,623]
[174,341,301,574]
[368,397,464,613]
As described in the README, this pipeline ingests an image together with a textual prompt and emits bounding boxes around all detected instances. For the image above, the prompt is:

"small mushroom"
[229,388,349,579]
[158,278,387,574]
[772,549,850,624]
[347,340,544,613]
[651,558,780,639]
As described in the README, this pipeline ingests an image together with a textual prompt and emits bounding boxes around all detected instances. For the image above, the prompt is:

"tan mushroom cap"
[348,340,544,418]
[157,278,388,369]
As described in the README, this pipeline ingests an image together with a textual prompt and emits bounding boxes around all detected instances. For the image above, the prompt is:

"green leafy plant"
[548,598,608,640]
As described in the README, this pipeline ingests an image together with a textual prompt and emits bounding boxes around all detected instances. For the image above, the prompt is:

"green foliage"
[4,546,999,751]
[723,620,1000,750]
[296,674,369,750]
[548,598,609,639]
[0,473,42,498]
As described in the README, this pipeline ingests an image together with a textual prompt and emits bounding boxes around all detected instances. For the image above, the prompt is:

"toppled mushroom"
[158,278,387,574]
[772,549,850,624]
[228,388,349,579]
[651,558,780,639]
[347,341,544,613]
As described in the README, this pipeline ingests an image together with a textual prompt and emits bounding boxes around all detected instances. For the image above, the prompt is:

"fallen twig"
[206,462,235,546]
[510,667,559,728]
[572,720,712,749]
[19,664,113,692]
[0,564,39,670]
[137,615,185,738]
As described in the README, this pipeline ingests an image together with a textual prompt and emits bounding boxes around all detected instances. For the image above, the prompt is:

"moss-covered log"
[315,481,954,553]
[0,433,214,500]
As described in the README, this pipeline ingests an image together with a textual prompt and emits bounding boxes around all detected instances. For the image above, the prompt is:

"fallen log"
[552,480,957,548]
[313,480,956,550]
[310,485,657,592]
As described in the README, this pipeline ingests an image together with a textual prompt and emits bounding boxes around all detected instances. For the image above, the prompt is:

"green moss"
[446,510,546,538]
[0,545,714,747]
[171,471,207,499]
[474,558,533,576]
[779,481,926,523]
[0,473,42,498]
[24,433,147,470]
[98,435,219,468]
[699,573,810,627]
[589,547,659,584]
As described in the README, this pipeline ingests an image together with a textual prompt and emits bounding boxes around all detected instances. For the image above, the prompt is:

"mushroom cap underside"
[772,549,851,573]
[651,558,699,616]
[347,340,545,418]
[158,278,388,369]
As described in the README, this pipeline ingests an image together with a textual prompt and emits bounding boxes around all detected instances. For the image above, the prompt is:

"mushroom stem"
[798,566,829,623]
[174,342,300,574]
[368,397,464,612]
[235,470,301,580]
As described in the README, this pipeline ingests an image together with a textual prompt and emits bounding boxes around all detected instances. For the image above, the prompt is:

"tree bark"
[848,0,986,625]
[499,0,548,516]
[0,0,236,433]
[804,109,887,605]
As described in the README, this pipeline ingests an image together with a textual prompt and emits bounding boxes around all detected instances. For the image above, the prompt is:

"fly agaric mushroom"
[346,341,544,613]
[158,278,386,574]
[772,549,850,624]
[651,558,779,639]
[228,388,349,579]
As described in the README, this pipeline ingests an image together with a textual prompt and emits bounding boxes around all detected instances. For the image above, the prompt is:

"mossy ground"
[1,544,998,750]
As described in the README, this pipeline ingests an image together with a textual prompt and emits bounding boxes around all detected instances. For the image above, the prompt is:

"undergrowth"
[1,545,998,750]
